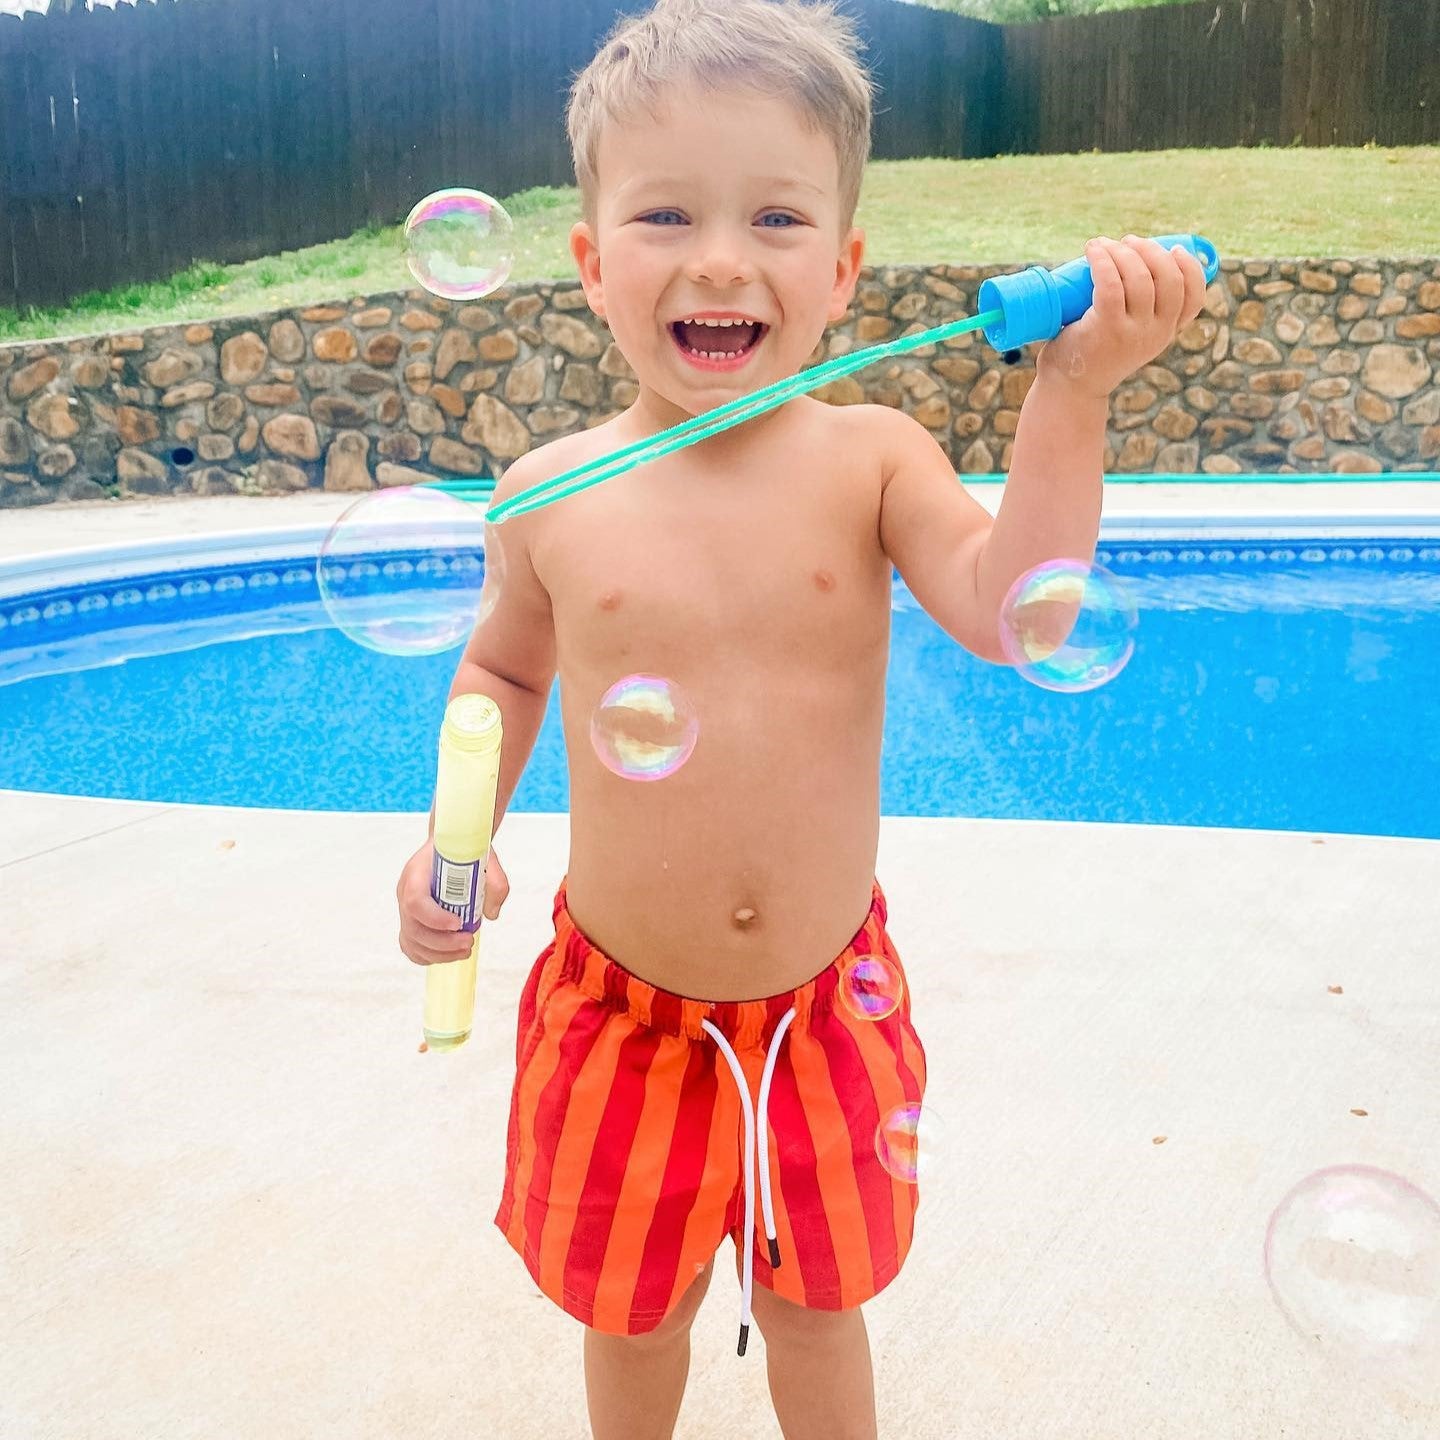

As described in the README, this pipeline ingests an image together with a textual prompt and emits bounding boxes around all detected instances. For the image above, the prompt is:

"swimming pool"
[2,521,1438,838]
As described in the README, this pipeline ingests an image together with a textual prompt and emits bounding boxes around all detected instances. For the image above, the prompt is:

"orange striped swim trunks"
[494,877,927,1352]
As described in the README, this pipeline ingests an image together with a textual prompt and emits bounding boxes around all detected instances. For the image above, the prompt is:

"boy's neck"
[628,381,807,451]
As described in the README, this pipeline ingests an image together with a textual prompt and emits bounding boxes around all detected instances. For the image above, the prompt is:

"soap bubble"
[590,675,699,781]
[317,486,491,657]
[404,188,515,300]
[998,558,1138,693]
[1265,1165,1440,1384]
[837,953,904,1022]
[875,1101,941,1185]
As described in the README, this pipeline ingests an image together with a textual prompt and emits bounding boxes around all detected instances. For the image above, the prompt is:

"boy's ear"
[570,220,606,319]
[827,227,866,324]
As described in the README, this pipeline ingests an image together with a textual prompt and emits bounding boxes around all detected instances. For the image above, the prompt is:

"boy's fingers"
[404,924,474,964]
[1175,246,1208,324]
[484,850,509,919]
[1087,239,1125,318]
[405,943,469,967]
[413,889,462,930]
[1132,235,1183,326]
[1114,236,1156,318]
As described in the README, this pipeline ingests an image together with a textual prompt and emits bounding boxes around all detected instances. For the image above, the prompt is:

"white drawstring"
[701,1006,797,1356]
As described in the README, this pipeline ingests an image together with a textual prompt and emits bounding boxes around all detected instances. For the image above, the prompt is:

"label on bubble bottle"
[432,848,486,933]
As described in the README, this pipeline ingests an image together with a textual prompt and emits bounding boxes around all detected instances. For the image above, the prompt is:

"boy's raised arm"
[880,236,1207,664]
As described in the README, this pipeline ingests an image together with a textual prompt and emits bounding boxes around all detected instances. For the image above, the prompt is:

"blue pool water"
[1,537,1438,838]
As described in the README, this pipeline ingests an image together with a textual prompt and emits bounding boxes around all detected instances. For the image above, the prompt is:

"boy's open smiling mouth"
[668,316,770,372]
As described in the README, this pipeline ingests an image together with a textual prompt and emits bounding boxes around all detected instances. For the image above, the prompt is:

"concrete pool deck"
[3,488,1439,1439]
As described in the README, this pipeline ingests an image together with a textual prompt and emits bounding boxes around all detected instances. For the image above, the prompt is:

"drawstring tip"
[767,1237,782,1270]
[737,1322,750,1357]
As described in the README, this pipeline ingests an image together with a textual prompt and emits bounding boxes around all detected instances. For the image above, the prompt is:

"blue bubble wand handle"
[978,234,1220,351]
[434,235,1219,523]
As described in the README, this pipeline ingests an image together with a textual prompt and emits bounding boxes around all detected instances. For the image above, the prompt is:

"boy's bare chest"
[531,410,892,676]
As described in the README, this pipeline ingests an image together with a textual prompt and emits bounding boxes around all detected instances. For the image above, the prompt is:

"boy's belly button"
[731,906,758,929]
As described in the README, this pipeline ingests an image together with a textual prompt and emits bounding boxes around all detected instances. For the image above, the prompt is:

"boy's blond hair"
[566,0,876,232]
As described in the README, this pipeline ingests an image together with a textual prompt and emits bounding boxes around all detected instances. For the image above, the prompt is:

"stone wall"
[1,256,1438,509]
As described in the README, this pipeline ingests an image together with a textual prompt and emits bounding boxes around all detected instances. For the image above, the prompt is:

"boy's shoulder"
[808,397,931,478]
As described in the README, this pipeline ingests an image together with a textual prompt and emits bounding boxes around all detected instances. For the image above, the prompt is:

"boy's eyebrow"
[619,174,827,198]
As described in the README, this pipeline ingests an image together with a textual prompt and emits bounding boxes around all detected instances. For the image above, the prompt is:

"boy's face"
[570,87,865,431]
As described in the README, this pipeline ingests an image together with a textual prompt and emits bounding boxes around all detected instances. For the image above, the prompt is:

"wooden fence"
[1004,0,1440,156]
[0,0,1433,311]
[0,0,998,309]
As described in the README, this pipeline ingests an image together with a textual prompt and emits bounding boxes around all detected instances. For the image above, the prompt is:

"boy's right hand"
[396,841,510,966]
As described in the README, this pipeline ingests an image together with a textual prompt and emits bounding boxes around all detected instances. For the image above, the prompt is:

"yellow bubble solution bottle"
[422,693,503,1052]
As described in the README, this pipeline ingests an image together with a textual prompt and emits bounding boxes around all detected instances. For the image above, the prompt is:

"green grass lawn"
[2,146,1437,344]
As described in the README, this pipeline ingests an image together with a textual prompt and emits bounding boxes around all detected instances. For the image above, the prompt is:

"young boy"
[397,1,1206,1435]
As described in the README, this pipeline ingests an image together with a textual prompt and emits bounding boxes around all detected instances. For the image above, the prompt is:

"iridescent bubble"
[1265,1165,1440,1383]
[838,954,904,1022]
[316,486,490,657]
[998,558,1138,693]
[403,188,515,300]
[875,1101,941,1185]
[590,675,699,782]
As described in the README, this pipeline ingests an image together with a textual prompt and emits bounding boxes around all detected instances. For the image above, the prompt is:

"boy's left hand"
[1038,235,1209,400]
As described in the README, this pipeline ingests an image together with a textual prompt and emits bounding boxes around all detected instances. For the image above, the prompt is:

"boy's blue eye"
[638,211,800,227]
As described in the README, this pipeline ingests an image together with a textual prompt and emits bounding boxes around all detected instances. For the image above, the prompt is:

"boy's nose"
[687,237,754,288]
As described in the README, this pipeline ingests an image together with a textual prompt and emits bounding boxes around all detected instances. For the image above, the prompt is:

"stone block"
[313,328,358,363]
[269,319,306,362]
[539,313,603,359]
[37,444,77,478]
[1116,433,1159,471]
[1115,383,1157,413]
[8,357,60,400]
[312,395,370,429]
[376,462,435,488]
[220,332,267,384]
[26,394,80,440]
[144,348,204,388]
[1329,451,1383,474]
[1156,441,1199,473]
[161,380,216,409]
[1233,337,1282,366]
[958,439,993,473]
[1396,314,1440,340]
[1362,344,1432,399]
[117,448,168,493]
[246,459,311,494]
[0,417,29,465]
[363,333,403,368]
[188,466,236,496]
[70,355,109,389]
[1233,300,1265,333]
[429,437,489,475]
[324,431,373,492]
[262,415,320,460]
[433,329,479,383]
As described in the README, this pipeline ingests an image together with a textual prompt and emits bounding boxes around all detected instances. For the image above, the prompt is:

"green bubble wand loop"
[427,234,1219,524]
[431,309,1002,523]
